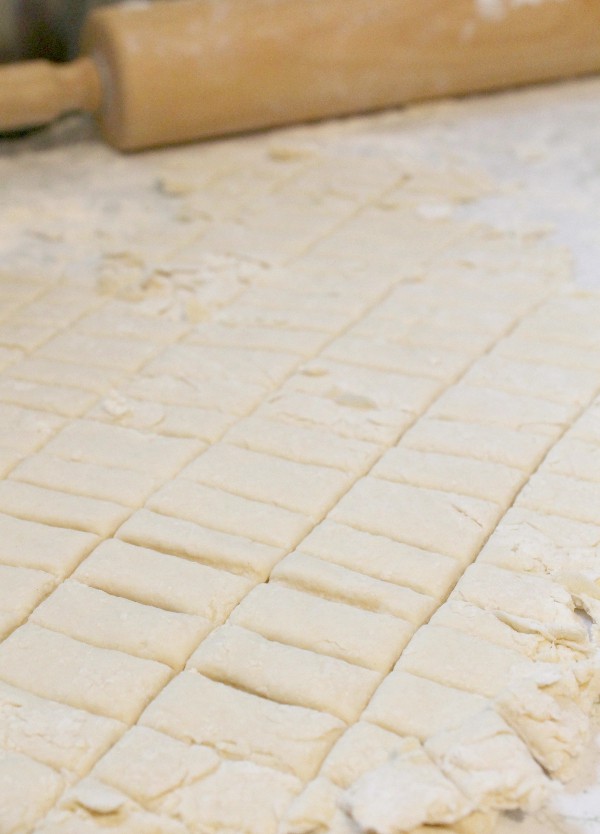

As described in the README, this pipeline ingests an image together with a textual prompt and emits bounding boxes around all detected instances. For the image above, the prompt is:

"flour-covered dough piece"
[425,710,549,812]
[520,472,600,525]
[430,384,575,438]
[453,564,586,645]
[158,760,302,834]
[495,661,600,779]
[342,739,473,833]
[12,454,159,507]
[321,721,416,788]
[0,749,64,834]
[141,672,343,780]
[0,680,123,774]
[44,419,200,478]
[230,584,412,671]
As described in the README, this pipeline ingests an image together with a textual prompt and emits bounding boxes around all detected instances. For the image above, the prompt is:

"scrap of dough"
[230,584,413,672]
[425,710,549,812]
[157,759,302,834]
[342,739,473,833]
[453,564,587,645]
[188,625,380,723]
[140,672,344,781]
[495,663,597,780]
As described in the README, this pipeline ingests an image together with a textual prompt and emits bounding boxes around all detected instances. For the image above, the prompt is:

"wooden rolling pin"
[1,0,600,151]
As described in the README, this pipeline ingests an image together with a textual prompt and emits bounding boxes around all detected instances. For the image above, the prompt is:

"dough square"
[544,436,600,483]
[8,356,125,395]
[364,670,488,741]
[429,384,576,438]
[323,335,471,382]
[0,565,55,639]
[187,625,380,723]
[91,726,219,807]
[118,509,284,579]
[372,446,524,509]
[301,521,461,598]
[30,580,209,668]
[0,378,95,419]
[12,454,159,508]
[0,749,64,834]
[39,331,159,372]
[43,419,201,479]
[0,513,98,577]
[225,415,379,473]
[0,624,171,723]
[402,417,552,471]
[74,538,251,619]
[0,680,123,775]
[229,584,413,672]
[0,403,64,455]
[141,671,343,781]
[331,477,500,563]
[0,480,129,537]
[189,321,329,357]
[271,551,435,624]
[519,471,600,525]
[321,721,413,788]
[182,443,351,518]
[147,479,312,550]
[396,624,533,698]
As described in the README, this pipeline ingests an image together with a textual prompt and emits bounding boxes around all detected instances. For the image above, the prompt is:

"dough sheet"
[0,92,599,834]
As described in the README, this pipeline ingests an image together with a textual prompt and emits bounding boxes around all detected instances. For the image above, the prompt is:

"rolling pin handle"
[0,56,102,133]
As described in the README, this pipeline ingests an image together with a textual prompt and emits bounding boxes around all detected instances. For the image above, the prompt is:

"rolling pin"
[1,0,600,151]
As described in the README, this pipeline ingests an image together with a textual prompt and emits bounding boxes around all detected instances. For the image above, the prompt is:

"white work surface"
[1,76,600,834]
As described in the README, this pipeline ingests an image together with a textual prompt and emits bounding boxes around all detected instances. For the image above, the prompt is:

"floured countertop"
[0,76,599,834]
